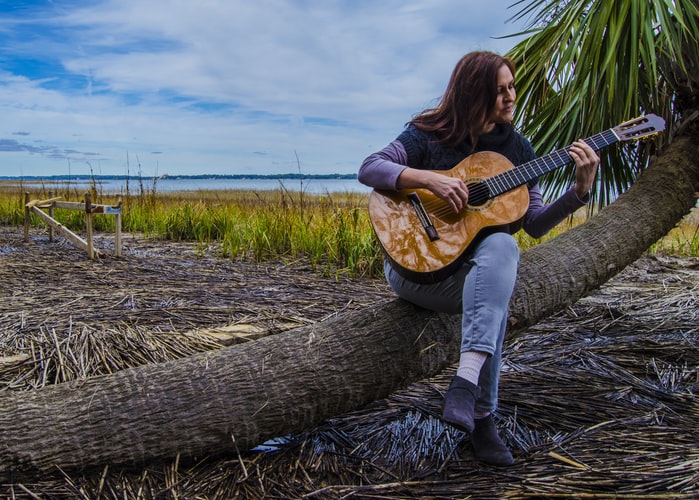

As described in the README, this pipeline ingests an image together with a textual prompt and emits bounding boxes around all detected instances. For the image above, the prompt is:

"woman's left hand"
[569,139,599,199]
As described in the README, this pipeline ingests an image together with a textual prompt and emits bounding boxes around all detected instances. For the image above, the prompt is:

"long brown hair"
[411,51,515,148]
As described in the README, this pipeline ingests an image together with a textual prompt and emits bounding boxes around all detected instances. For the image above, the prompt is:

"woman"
[358,51,599,466]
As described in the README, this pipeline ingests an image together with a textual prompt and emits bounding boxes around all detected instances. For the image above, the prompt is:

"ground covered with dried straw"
[1,225,698,499]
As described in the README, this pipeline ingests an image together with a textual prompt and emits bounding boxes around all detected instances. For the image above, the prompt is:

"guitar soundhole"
[467,181,490,208]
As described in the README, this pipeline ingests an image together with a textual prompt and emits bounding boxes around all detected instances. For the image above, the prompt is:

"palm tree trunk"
[1,136,697,480]
[510,134,699,330]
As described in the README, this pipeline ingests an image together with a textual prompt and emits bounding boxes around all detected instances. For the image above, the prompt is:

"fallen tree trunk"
[0,136,697,480]
[0,299,460,480]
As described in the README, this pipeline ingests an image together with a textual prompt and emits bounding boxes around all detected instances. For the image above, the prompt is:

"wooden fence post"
[23,192,30,243]
[115,197,122,257]
[85,192,94,260]
[48,191,55,242]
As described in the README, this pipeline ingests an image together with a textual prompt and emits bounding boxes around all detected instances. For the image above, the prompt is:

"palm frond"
[506,0,699,208]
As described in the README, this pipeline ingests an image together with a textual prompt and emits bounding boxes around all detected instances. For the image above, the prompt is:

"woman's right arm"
[358,140,409,190]
[359,141,469,213]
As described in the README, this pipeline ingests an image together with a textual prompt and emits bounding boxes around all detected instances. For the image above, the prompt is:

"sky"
[0,0,533,178]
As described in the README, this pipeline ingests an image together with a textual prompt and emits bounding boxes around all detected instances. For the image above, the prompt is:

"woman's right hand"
[397,167,469,213]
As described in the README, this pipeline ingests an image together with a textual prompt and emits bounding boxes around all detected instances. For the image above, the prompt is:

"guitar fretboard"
[483,129,619,198]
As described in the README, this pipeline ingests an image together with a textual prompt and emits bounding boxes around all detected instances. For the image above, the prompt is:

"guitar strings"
[415,181,491,220]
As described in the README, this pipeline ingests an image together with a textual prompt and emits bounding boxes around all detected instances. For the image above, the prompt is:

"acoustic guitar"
[368,114,666,283]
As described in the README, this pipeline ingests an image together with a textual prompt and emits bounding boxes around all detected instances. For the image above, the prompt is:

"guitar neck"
[484,129,619,197]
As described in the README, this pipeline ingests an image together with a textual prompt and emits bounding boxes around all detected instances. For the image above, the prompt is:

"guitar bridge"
[408,192,439,241]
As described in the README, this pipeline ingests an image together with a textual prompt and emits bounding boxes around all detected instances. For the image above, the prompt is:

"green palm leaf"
[505,0,699,209]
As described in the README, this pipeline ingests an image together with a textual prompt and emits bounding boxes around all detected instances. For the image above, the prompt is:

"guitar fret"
[589,134,604,149]
[554,149,570,167]
[491,174,505,193]
[503,168,518,191]
[502,169,515,190]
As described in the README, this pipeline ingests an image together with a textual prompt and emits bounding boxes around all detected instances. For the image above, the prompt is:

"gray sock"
[456,350,487,385]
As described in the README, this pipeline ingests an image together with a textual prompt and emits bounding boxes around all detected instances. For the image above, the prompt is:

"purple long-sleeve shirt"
[359,139,588,239]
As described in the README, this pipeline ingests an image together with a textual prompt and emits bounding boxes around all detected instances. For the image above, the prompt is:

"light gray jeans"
[384,232,520,414]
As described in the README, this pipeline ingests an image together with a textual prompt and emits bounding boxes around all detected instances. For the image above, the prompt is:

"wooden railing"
[24,192,122,259]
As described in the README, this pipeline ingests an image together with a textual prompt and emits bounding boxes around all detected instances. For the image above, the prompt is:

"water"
[21,176,372,194]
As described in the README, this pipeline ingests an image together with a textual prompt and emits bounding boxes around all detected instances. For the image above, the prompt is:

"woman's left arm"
[522,139,599,238]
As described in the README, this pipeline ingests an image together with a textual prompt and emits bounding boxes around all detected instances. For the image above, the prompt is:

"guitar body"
[369,151,529,283]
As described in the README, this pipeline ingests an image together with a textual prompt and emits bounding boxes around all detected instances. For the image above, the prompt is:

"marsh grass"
[649,207,699,256]
[2,181,697,277]
[2,183,384,276]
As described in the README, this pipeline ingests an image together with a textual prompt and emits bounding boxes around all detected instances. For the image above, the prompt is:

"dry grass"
[1,225,698,498]
[0,226,391,390]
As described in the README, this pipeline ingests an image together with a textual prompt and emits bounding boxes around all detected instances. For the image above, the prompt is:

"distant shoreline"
[0,173,358,181]
[0,173,369,194]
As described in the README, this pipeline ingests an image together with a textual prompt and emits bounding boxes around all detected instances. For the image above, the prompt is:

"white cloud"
[0,0,529,177]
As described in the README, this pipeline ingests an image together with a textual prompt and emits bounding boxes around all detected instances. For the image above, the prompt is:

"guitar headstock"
[612,114,666,142]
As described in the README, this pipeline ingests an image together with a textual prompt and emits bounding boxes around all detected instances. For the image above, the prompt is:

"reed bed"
[1,222,697,498]
[1,184,385,278]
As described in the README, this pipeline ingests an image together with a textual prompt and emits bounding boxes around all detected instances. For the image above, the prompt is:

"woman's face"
[486,64,516,128]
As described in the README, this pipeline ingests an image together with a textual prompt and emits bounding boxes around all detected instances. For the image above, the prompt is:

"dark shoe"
[442,376,480,433]
[471,415,514,466]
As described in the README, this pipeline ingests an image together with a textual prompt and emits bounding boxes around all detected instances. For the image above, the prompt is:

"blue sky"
[0,0,532,178]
